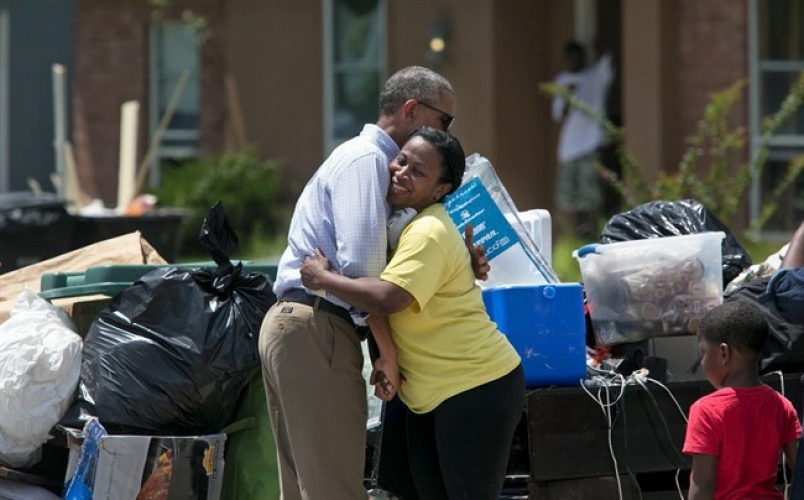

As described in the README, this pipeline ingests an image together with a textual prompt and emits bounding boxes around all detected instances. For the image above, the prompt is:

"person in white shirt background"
[552,40,614,240]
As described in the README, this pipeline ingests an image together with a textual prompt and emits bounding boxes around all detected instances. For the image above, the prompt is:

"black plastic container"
[0,192,74,273]
[71,209,186,263]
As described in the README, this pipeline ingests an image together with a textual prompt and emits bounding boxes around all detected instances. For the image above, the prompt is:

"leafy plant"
[539,72,804,238]
[148,0,213,43]
[152,147,288,258]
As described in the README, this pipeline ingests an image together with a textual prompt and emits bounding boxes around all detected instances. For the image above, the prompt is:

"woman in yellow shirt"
[300,127,524,500]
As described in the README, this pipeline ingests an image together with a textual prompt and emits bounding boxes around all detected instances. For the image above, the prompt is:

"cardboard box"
[64,426,226,500]
[482,283,587,387]
[0,232,166,324]
[649,335,706,382]
[66,298,112,338]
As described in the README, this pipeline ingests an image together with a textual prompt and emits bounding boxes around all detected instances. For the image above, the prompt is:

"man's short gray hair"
[379,66,454,116]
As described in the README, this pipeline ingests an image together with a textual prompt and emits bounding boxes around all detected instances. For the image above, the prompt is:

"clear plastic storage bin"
[574,232,725,345]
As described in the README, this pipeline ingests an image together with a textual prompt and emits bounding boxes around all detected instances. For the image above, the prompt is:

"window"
[323,0,386,154]
[148,22,201,185]
[749,0,804,233]
[0,9,9,192]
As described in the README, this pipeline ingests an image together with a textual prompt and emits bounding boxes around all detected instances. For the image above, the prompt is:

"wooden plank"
[117,100,139,210]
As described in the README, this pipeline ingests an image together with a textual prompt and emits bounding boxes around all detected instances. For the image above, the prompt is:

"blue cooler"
[482,283,587,388]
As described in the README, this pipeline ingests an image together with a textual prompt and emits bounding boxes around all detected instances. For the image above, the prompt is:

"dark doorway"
[596,0,623,219]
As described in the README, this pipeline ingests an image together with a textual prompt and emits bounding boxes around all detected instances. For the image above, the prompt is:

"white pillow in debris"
[0,286,82,468]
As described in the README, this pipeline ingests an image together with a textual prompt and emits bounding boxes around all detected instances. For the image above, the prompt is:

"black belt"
[279,288,370,340]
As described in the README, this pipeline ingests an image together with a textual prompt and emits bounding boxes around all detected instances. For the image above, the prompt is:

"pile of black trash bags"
[60,203,277,435]
[61,197,804,434]
[599,198,804,375]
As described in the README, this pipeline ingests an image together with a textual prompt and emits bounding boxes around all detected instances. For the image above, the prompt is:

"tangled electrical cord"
[580,366,689,500]
[580,368,626,499]
[581,367,795,500]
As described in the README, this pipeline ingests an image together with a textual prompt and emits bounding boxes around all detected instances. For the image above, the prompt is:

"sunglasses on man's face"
[418,101,455,131]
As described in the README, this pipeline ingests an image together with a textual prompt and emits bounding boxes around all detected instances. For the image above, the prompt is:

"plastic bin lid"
[0,191,66,210]
[572,232,725,259]
[39,262,277,300]
[573,244,600,259]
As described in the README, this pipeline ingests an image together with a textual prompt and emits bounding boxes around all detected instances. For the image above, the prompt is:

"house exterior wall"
[677,0,748,155]
[677,0,749,225]
[73,1,149,202]
[73,0,225,206]
[621,0,749,223]
[228,0,573,211]
[493,0,573,211]
[70,0,577,212]
[386,0,497,182]
[622,0,680,178]
[351,0,572,211]
[224,0,323,195]
[69,0,753,222]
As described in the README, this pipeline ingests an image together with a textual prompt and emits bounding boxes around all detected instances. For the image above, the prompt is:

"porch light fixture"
[425,16,451,64]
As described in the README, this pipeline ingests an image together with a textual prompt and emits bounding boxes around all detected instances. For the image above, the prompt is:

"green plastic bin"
[222,377,280,500]
[39,263,277,300]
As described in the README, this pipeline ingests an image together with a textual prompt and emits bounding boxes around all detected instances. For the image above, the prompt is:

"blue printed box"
[482,283,587,388]
[445,176,555,286]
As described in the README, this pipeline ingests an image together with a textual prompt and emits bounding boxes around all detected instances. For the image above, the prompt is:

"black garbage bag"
[600,199,752,288]
[61,202,277,435]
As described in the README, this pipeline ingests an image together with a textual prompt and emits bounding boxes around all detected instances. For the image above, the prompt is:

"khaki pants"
[259,300,367,500]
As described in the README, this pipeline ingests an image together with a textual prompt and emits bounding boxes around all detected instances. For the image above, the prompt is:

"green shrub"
[152,147,288,258]
[552,235,585,283]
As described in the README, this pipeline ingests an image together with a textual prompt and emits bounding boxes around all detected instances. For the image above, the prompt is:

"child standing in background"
[683,301,801,499]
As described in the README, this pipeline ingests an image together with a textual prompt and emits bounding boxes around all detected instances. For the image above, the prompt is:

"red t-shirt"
[683,385,801,499]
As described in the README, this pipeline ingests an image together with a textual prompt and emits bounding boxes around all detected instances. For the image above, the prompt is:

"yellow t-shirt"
[380,204,521,414]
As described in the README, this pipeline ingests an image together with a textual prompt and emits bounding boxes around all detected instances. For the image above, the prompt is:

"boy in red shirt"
[683,301,801,499]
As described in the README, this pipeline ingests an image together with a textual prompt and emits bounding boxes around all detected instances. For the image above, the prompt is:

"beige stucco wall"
[386,0,497,174]
[225,0,578,211]
[622,0,680,180]
[225,0,324,194]
[389,0,573,211]
[494,0,574,211]
[388,0,573,209]
[621,0,749,229]
[72,0,756,228]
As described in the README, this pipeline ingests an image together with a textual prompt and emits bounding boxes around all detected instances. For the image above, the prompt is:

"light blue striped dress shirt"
[273,124,399,323]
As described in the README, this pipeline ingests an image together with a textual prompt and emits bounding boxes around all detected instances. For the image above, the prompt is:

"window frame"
[322,0,387,155]
[0,9,9,192]
[147,21,201,187]
[748,0,804,234]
